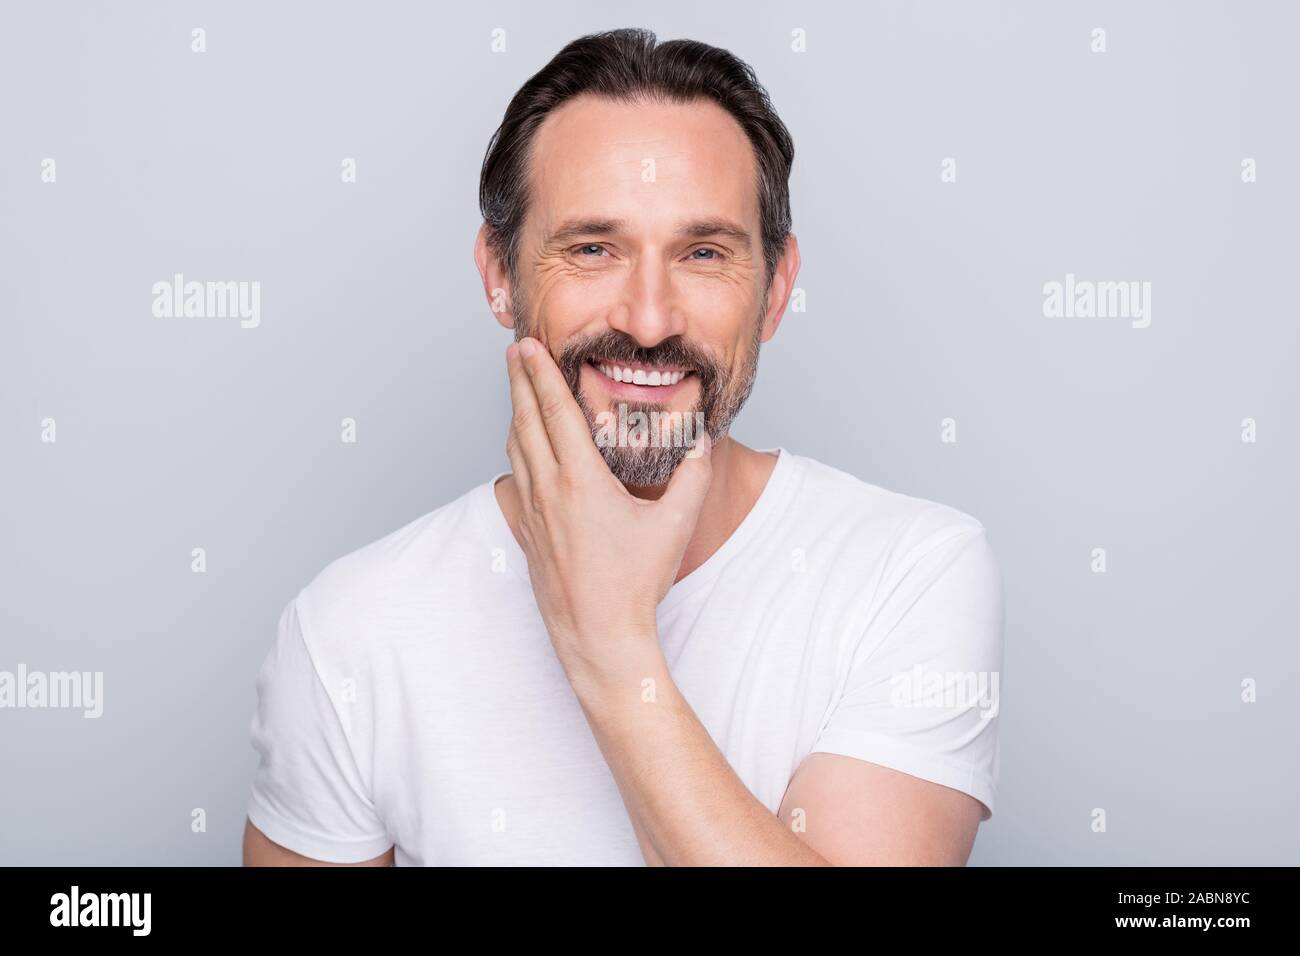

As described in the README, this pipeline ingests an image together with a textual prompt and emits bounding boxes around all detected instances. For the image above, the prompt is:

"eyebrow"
[545,217,753,252]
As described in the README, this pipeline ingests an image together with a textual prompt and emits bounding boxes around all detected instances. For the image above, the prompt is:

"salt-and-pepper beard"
[510,289,764,488]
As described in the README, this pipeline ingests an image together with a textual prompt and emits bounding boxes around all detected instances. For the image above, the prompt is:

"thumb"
[660,431,713,527]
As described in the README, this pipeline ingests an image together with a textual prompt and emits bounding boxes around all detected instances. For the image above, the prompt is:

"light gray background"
[2,1,1296,865]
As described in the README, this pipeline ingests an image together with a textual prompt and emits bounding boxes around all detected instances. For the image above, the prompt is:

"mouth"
[584,357,697,401]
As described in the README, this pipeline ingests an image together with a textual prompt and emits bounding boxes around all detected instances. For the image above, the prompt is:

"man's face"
[509,94,772,487]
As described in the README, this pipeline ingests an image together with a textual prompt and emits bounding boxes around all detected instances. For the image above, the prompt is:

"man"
[244,28,1003,867]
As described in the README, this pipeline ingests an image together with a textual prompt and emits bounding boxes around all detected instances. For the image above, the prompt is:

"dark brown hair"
[478,28,795,290]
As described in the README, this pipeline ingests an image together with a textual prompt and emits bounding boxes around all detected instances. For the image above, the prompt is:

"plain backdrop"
[2,0,1297,865]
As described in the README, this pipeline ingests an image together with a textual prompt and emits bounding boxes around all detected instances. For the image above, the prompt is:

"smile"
[590,359,692,387]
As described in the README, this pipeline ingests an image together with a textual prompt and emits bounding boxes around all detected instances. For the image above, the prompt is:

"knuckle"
[538,395,565,422]
[512,405,535,432]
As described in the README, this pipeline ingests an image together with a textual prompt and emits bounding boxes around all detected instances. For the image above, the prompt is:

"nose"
[605,254,687,349]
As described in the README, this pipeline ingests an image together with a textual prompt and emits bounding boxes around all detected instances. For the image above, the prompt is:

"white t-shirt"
[247,448,1003,865]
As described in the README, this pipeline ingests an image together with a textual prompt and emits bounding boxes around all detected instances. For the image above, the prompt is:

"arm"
[778,754,983,865]
[569,640,982,866]
[242,818,394,867]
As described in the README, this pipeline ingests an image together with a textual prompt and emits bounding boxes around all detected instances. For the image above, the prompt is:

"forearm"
[566,638,830,867]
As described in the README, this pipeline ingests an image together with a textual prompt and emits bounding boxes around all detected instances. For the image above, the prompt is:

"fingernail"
[506,343,519,360]
[518,338,537,358]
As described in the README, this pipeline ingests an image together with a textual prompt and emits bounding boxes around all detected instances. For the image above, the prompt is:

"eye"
[576,243,609,257]
[689,247,723,262]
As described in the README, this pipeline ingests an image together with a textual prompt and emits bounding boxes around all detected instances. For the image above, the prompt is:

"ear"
[474,223,517,331]
[759,232,801,344]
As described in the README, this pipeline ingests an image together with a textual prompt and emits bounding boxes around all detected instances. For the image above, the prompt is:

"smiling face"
[493,93,794,487]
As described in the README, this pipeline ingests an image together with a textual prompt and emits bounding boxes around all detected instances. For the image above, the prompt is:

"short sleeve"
[810,523,1004,820]
[246,598,393,862]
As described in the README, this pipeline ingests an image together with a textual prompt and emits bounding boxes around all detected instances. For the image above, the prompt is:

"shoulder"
[289,481,493,658]
[786,453,1003,675]
[786,451,990,561]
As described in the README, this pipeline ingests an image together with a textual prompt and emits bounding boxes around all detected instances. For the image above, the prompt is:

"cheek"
[528,263,604,333]
[693,295,762,359]
[685,271,760,323]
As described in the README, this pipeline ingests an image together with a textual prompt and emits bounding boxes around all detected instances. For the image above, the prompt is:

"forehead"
[526,94,759,236]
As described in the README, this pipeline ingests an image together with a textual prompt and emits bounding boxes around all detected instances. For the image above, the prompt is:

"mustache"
[556,331,724,394]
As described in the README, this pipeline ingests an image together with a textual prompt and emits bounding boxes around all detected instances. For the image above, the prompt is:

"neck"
[671,436,775,582]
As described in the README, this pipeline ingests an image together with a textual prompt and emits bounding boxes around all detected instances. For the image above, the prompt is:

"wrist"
[558,624,666,706]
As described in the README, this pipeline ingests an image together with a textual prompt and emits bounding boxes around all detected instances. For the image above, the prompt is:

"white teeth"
[594,363,687,386]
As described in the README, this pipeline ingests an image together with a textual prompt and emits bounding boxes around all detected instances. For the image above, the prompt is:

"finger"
[506,341,558,483]
[659,431,714,528]
[516,336,604,469]
[505,422,531,505]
